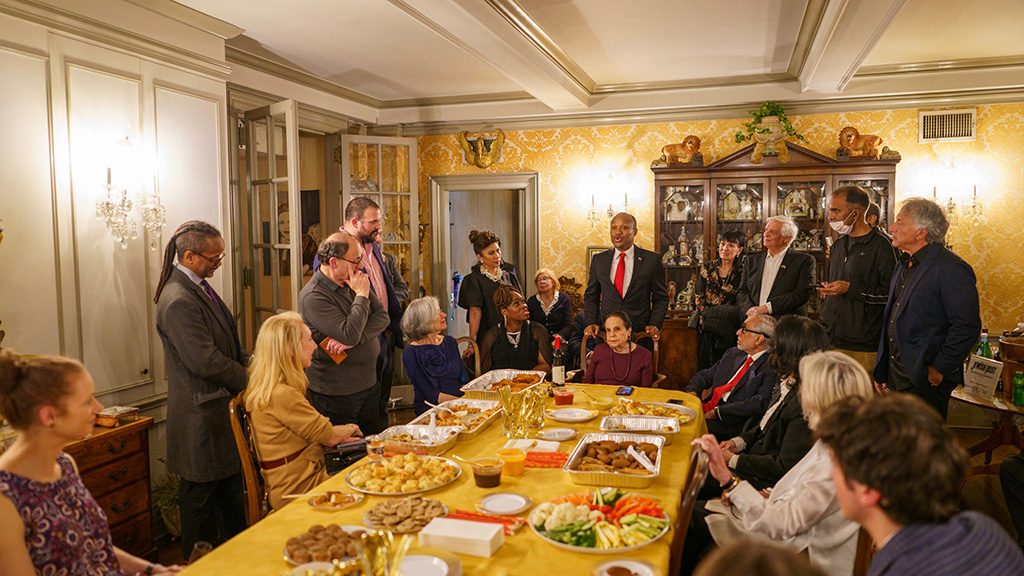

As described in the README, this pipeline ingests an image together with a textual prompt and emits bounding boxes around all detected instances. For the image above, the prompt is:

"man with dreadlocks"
[154,220,248,558]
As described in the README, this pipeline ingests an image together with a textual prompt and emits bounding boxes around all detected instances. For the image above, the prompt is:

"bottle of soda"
[552,335,565,387]
[1013,372,1024,407]
[976,329,992,359]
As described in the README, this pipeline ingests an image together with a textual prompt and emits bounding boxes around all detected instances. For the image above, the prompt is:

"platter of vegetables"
[528,488,671,554]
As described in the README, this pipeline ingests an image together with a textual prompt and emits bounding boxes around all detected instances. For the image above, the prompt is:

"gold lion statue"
[838,126,883,158]
[661,136,702,165]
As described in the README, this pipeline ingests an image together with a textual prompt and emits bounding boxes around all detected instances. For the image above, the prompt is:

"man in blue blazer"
[685,314,778,439]
[584,212,669,347]
[874,198,980,419]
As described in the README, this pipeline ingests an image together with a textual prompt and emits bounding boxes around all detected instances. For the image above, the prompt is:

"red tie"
[703,356,755,413]
[614,253,626,297]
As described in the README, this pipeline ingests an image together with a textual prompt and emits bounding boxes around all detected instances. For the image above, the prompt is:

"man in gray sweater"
[299,232,390,434]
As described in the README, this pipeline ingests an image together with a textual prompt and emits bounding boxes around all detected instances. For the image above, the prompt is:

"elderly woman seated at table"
[244,312,361,511]
[690,351,874,575]
[582,311,653,387]
[527,268,573,345]
[480,285,552,374]
[401,296,469,415]
[0,350,182,575]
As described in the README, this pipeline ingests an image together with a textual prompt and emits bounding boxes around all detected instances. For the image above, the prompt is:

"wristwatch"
[720,474,741,499]
[144,563,157,575]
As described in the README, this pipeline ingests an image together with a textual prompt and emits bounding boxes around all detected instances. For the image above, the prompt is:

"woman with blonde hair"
[527,268,573,345]
[0,350,182,575]
[245,312,361,510]
[688,351,875,576]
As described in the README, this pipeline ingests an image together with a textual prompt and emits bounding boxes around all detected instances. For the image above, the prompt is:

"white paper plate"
[537,428,578,441]
[401,554,450,576]
[594,559,658,576]
[291,562,336,576]
[476,492,532,515]
[546,408,599,423]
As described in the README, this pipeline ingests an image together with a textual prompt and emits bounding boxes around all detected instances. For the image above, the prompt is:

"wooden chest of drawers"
[64,417,154,556]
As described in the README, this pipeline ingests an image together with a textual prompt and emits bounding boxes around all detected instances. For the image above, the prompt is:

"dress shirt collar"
[615,245,636,260]
[174,261,204,286]
[748,349,767,363]
[766,247,788,262]
[899,242,934,268]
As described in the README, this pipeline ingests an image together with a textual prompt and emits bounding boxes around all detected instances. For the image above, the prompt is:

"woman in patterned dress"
[0,350,182,575]
[694,229,745,370]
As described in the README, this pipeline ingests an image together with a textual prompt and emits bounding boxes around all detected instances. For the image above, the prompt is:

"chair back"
[579,331,667,387]
[228,394,268,526]
[853,527,876,576]
[456,336,481,377]
[668,444,710,576]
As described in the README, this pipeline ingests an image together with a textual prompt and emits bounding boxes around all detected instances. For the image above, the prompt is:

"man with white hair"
[736,215,816,318]
[874,197,980,419]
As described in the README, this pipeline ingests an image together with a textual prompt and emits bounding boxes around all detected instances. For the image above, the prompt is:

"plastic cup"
[471,458,504,488]
[552,387,575,406]
[495,448,526,476]
[365,434,384,461]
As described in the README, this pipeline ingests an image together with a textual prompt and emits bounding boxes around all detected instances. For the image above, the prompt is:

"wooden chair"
[228,394,269,527]
[574,331,668,388]
[455,337,481,377]
[668,445,710,575]
[852,527,876,576]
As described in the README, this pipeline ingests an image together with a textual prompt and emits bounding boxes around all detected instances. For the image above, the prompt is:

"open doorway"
[430,173,540,340]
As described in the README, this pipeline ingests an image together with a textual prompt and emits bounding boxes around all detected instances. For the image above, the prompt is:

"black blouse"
[457,262,522,341]
[479,321,553,373]
[527,291,573,344]
[694,258,742,310]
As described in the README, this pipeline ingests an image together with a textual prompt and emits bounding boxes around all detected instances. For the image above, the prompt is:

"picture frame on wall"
[585,245,611,283]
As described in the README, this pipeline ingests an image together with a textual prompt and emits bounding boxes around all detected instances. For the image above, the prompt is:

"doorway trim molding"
[429,172,540,316]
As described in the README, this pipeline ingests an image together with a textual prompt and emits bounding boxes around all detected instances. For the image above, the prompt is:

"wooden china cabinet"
[652,142,900,388]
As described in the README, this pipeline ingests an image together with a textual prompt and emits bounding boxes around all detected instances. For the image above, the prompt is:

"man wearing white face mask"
[817,186,896,374]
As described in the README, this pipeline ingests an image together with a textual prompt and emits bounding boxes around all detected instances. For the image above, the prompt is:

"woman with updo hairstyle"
[0,350,182,575]
[401,296,469,415]
[456,230,521,349]
[244,312,361,511]
[479,285,552,374]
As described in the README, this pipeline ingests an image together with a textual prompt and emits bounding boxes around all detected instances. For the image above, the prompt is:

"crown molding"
[857,55,1024,77]
[367,86,1024,136]
[225,44,381,109]
[380,90,533,109]
[0,0,232,78]
[123,0,243,39]
[227,83,353,134]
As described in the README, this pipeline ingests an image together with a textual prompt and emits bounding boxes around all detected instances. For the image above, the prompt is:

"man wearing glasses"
[299,232,390,434]
[154,220,249,558]
[686,315,777,439]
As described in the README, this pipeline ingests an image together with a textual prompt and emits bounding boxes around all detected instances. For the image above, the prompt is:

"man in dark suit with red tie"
[736,215,816,318]
[685,314,777,439]
[583,212,669,349]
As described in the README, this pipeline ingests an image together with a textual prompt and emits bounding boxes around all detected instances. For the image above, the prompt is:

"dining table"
[180,383,707,575]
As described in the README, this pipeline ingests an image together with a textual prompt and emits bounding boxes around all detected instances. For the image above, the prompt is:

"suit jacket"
[873,244,980,388]
[734,385,813,490]
[368,242,403,335]
[685,347,776,439]
[584,246,669,330]
[736,250,816,317]
[156,268,249,483]
[248,383,334,511]
[382,250,410,302]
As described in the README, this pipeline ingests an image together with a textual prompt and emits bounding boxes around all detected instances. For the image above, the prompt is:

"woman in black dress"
[480,286,552,374]
[693,229,745,370]
[526,267,573,345]
[457,230,521,346]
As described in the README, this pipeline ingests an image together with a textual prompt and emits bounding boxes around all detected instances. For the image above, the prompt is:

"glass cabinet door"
[836,178,891,228]
[341,135,418,299]
[775,179,829,316]
[657,182,706,316]
[714,180,766,253]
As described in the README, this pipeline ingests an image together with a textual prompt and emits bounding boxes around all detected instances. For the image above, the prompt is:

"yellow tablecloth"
[182,385,706,575]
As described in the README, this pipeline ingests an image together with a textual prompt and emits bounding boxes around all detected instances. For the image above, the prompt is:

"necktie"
[614,252,626,297]
[200,280,229,321]
[703,355,755,413]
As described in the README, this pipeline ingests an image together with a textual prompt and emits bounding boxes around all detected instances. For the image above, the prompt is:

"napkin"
[502,439,559,452]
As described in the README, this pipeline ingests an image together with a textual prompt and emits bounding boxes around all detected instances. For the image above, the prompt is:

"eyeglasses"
[334,255,363,267]
[741,326,768,337]
[193,252,225,265]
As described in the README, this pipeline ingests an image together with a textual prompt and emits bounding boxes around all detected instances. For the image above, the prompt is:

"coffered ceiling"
[172,0,1024,133]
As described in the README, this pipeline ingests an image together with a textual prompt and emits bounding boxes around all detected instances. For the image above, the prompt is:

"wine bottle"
[552,335,565,386]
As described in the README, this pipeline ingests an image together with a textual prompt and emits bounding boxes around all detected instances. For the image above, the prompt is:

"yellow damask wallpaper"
[417,103,1024,333]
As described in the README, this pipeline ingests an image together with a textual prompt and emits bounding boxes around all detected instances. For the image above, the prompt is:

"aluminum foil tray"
[598,415,680,445]
[459,369,546,400]
[563,432,665,489]
[378,425,461,456]
[408,399,502,440]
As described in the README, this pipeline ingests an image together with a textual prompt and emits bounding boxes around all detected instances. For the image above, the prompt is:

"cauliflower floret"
[588,509,605,522]
[529,502,555,528]
[543,502,591,532]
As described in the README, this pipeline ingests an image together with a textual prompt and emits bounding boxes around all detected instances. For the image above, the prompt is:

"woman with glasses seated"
[582,311,653,388]
[527,268,573,345]
[479,286,552,374]
[401,296,469,415]
[244,312,361,511]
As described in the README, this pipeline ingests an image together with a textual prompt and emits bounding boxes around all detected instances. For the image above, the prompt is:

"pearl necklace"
[481,266,503,283]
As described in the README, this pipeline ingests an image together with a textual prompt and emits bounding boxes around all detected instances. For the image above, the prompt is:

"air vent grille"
[919,109,977,143]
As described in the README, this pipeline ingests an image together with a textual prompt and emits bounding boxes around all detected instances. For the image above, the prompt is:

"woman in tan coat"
[245,312,361,510]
